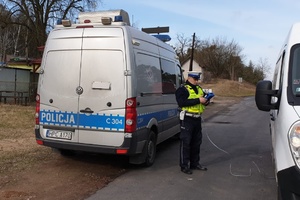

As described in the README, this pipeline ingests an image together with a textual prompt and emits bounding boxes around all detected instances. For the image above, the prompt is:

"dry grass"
[0,104,35,140]
[201,79,256,97]
[0,103,53,175]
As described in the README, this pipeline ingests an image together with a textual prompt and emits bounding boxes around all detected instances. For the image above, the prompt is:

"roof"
[6,64,33,71]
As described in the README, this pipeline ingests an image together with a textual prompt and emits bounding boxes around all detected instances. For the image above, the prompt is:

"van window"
[161,59,176,94]
[176,64,183,86]
[288,44,300,105]
[273,52,284,90]
[136,53,162,95]
[292,46,300,96]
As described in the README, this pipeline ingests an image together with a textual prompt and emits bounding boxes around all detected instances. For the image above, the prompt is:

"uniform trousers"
[179,116,203,168]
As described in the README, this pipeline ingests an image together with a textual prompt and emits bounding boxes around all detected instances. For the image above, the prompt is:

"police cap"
[188,71,201,80]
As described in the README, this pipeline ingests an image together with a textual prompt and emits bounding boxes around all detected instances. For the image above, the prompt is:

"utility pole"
[189,33,195,71]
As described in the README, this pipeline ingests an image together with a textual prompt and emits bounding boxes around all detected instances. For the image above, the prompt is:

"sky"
[99,0,300,80]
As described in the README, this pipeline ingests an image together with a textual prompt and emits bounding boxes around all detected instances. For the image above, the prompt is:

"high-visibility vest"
[182,84,206,114]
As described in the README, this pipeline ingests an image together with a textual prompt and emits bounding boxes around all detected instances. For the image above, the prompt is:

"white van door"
[77,28,126,146]
[40,28,127,146]
[39,29,84,143]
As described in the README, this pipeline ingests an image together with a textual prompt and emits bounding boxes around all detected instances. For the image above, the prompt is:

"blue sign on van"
[40,110,125,131]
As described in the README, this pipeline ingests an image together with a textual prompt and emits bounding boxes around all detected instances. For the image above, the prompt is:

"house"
[0,55,40,104]
[181,58,204,81]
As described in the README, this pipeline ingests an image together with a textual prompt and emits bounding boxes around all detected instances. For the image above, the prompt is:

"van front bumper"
[278,166,300,200]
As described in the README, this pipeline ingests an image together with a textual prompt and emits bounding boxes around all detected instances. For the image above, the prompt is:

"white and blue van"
[255,23,300,199]
[35,10,183,166]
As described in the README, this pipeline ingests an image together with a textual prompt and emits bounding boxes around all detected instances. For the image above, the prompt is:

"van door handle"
[80,107,94,114]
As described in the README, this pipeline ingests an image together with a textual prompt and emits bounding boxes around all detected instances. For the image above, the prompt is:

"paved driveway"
[87,97,277,200]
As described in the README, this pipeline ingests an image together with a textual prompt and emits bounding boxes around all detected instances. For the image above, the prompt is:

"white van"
[35,10,183,166]
[255,23,300,199]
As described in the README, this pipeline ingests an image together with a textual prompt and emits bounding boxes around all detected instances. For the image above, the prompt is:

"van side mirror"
[255,80,279,111]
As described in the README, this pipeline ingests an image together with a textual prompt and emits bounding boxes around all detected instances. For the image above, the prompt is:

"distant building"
[6,56,34,71]
[2,46,44,73]
[181,58,204,81]
[0,54,41,104]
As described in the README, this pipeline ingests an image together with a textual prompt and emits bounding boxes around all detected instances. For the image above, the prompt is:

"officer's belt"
[185,112,201,118]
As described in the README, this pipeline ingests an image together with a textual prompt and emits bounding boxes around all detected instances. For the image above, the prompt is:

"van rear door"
[78,27,126,146]
[39,28,83,143]
[39,27,127,147]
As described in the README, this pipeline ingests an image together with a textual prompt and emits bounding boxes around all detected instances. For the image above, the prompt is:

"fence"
[0,81,37,105]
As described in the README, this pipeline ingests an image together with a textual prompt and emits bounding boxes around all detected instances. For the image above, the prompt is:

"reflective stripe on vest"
[182,85,205,114]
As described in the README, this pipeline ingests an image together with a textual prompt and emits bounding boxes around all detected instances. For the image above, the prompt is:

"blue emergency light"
[57,18,62,25]
[114,15,123,22]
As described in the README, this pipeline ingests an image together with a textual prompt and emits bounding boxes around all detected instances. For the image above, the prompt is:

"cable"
[253,161,275,179]
[230,164,252,177]
[252,161,261,173]
[205,130,230,155]
[203,121,274,178]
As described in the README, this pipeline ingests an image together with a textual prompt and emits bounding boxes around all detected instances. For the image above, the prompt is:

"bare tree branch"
[0,0,101,58]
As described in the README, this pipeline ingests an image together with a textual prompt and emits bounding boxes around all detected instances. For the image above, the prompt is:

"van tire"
[144,130,157,167]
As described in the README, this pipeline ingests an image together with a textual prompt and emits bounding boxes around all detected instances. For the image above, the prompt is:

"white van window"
[161,59,176,94]
[136,53,162,95]
[288,44,300,105]
[292,46,300,96]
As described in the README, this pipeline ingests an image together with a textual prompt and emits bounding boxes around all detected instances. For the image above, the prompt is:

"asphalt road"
[86,96,277,200]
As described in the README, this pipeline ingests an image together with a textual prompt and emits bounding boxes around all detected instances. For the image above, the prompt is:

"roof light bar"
[78,10,130,25]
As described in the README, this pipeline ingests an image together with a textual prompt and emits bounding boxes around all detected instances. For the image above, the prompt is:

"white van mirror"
[255,80,279,111]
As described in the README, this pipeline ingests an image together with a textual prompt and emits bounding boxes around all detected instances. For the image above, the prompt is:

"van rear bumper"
[278,166,300,200]
[35,129,146,155]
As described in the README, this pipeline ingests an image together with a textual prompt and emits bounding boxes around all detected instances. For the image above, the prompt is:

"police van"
[255,23,300,199]
[35,10,183,166]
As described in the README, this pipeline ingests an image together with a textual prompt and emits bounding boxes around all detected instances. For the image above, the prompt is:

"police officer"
[175,71,208,174]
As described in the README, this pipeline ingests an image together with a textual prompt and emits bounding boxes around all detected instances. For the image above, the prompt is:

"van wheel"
[144,130,157,167]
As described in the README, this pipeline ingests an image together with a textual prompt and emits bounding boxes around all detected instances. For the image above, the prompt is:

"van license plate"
[46,130,72,140]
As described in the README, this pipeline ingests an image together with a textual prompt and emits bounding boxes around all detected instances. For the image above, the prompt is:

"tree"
[228,55,244,81]
[256,57,271,80]
[243,61,255,82]
[242,59,268,85]
[0,3,22,61]
[194,37,244,80]
[1,0,101,58]
[173,33,271,84]
[175,33,191,63]
[196,44,226,78]
[174,34,245,80]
